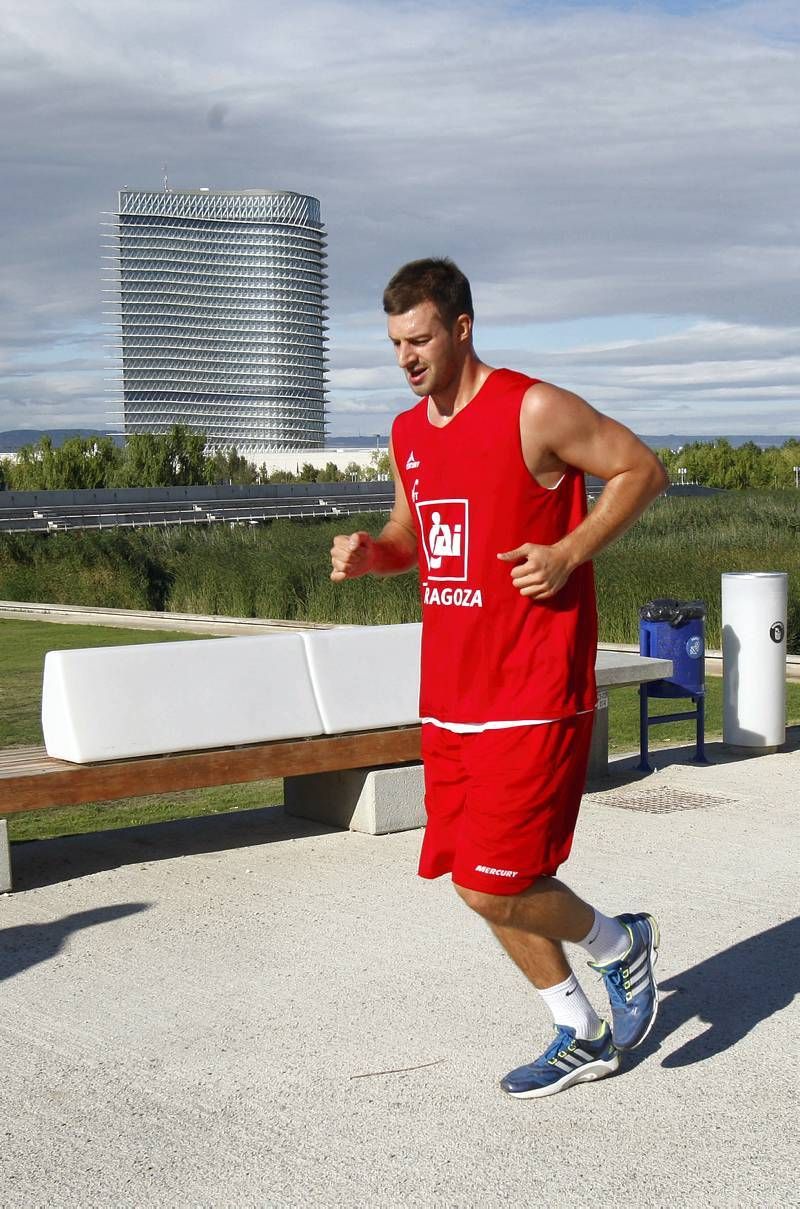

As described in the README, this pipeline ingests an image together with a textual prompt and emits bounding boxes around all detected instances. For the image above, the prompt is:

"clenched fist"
[497,542,574,599]
[330,531,375,581]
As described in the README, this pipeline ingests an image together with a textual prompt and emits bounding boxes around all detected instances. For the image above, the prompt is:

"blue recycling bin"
[638,599,707,771]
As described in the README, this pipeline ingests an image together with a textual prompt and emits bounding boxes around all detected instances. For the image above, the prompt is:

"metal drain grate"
[593,785,738,814]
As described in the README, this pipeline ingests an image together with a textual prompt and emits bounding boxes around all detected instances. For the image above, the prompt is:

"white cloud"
[0,0,798,434]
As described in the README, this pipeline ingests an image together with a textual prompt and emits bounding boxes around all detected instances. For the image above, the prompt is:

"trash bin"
[637,598,707,770]
[721,572,787,749]
[639,599,706,698]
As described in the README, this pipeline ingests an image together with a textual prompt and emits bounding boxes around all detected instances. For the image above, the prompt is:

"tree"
[360,449,391,481]
[114,427,210,488]
[52,436,121,489]
[166,425,207,486]
[8,436,58,490]
[318,461,344,482]
[205,446,259,486]
[372,450,391,479]
[115,433,172,487]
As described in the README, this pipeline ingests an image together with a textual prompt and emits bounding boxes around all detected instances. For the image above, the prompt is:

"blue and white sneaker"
[590,912,660,1051]
[500,1023,619,1099]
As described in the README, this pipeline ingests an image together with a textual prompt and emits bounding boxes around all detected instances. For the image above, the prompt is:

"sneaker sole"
[502,1052,621,1100]
[616,913,660,1052]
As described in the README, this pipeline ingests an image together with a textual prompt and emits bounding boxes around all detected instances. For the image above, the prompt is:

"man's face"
[387,300,466,397]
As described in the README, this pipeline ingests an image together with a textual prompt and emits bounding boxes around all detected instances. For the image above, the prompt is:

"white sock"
[579,909,630,966]
[537,973,603,1040]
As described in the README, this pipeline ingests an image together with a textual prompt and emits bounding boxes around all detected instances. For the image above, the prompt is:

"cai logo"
[416,498,469,581]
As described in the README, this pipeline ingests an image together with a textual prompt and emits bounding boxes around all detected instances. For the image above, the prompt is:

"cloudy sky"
[1,0,798,439]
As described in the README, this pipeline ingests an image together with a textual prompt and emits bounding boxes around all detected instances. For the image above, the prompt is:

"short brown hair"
[383,257,473,328]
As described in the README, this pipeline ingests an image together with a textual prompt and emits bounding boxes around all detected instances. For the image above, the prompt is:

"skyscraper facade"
[104,189,328,452]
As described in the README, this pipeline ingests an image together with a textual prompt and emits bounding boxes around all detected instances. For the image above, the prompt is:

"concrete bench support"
[0,821,11,895]
[587,690,610,782]
[285,764,426,835]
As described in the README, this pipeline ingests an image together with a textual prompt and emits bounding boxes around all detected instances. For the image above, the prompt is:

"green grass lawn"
[2,618,798,843]
[607,677,800,753]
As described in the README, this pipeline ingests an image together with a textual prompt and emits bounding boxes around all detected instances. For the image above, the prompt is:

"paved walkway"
[2,735,798,1208]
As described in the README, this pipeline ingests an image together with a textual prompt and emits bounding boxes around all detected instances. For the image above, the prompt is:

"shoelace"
[602,963,634,1006]
[544,1028,578,1066]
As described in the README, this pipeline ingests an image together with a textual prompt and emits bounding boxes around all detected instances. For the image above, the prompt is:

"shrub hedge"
[0,493,797,652]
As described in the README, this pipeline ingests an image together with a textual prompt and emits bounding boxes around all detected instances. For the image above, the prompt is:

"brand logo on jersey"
[405,450,420,469]
[416,498,469,581]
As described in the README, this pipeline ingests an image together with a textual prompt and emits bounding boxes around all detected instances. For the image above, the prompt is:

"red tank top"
[391,368,597,729]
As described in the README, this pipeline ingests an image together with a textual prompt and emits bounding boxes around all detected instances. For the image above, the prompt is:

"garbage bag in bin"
[639,598,706,697]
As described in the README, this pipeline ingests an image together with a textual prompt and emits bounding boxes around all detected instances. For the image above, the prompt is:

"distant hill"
[0,429,120,452]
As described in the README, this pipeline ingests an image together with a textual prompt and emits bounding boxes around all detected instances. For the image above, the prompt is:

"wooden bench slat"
[0,746,77,773]
[0,728,423,814]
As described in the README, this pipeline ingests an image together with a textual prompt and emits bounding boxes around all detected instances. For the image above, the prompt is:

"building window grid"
[107,235,327,255]
[117,402,327,416]
[122,355,326,372]
[118,330,328,346]
[109,267,328,290]
[107,245,327,266]
[110,190,328,449]
[114,267,327,283]
[112,314,327,329]
[113,295,328,313]
[118,190,322,226]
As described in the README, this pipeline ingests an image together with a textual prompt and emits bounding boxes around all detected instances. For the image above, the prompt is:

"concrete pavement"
[1,733,798,1208]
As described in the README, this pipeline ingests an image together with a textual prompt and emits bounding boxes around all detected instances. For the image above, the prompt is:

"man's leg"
[454,876,607,1039]
[455,874,592,981]
[451,877,621,1098]
[448,719,658,1096]
[454,877,660,1094]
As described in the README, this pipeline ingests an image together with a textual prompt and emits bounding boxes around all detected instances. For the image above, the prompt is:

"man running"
[330,258,668,1098]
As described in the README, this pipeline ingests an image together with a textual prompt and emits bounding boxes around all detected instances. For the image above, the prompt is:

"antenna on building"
[162,163,171,192]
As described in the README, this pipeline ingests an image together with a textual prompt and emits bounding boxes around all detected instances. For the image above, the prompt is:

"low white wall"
[249,448,387,473]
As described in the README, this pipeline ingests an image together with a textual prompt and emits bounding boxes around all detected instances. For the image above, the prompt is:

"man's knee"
[453,881,521,925]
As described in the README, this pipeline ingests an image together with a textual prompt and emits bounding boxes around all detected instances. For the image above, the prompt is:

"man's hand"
[330,531,375,581]
[497,542,574,599]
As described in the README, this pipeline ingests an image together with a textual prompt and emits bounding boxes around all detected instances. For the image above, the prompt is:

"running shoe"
[500,1022,619,1099]
[590,912,660,1050]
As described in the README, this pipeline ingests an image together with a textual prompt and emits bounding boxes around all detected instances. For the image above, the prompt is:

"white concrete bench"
[0,626,671,892]
[41,625,423,763]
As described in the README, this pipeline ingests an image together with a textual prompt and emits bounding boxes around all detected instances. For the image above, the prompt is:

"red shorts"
[418,713,594,896]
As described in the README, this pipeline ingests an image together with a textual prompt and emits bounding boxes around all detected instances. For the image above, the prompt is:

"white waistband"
[420,707,595,734]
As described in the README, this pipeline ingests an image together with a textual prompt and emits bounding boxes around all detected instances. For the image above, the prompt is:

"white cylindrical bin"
[721,572,788,749]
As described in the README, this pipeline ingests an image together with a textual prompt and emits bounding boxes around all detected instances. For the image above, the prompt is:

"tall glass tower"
[104,189,328,452]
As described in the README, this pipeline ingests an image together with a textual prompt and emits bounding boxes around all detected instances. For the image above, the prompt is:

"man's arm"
[499,382,669,599]
[330,438,418,581]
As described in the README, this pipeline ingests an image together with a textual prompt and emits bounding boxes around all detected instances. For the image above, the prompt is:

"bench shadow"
[0,903,150,982]
[587,723,800,789]
[11,804,339,892]
[622,916,800,1070]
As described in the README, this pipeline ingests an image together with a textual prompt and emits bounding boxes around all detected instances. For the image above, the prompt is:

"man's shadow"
[625,916,799,1069]
[0,903,149,983]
